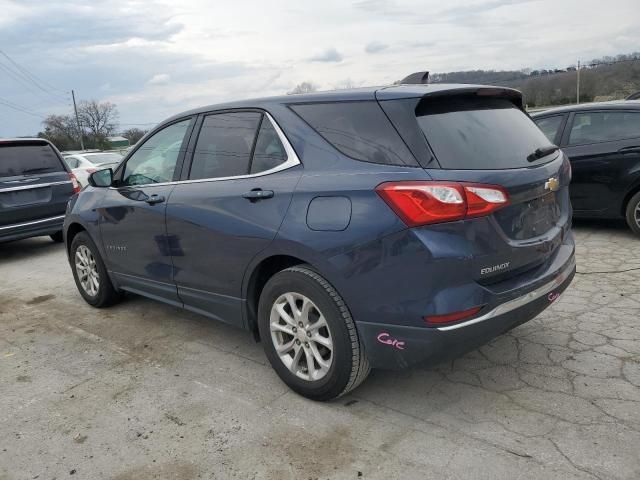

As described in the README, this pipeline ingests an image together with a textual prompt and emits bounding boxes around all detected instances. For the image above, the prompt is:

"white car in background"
[62,152,124,187]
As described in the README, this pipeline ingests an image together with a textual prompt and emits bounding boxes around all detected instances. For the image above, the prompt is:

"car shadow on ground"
[0,237,65,263]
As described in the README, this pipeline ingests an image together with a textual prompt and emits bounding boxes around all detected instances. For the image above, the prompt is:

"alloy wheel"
[269,292,333,381]
[75,245,100,296]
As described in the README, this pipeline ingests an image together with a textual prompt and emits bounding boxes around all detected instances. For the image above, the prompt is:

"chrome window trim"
[436,256,576,332]
[0,214,66,231]
[0,180,71,193]
[110,112,300,190]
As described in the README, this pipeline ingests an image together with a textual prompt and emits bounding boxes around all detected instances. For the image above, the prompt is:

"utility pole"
[71,89,84,150]
[576,60,580,105]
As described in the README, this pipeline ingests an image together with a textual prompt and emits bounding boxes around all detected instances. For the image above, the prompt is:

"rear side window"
[0,143,64,177]
[416,97,555,169]
[250,118,287,174]
[190,112,261,180]
[291,101,415,166]
[568,111,640,145]
[534,115,564,143]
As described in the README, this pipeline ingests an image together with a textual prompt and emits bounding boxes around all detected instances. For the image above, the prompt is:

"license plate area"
[0,187,52,207]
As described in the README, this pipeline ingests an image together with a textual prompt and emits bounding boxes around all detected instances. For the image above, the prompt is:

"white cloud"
[147,73,171,85]
[1,0,639,136]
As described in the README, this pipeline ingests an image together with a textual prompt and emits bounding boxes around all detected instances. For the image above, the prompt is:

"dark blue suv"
[64,84,576,400]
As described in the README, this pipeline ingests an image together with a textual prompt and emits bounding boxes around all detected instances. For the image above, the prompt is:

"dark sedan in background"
[1,138,80,243]
[532,101,640,234]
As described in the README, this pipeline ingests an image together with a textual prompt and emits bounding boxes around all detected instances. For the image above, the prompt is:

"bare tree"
[39,114,80,151]
[77,100,119,138]
[287,81,318,95]
[122,128,147,145]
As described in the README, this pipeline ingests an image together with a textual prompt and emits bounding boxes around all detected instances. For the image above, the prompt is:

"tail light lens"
[425,306,483,325]
[376,181,509,227]
[69,172,81,193]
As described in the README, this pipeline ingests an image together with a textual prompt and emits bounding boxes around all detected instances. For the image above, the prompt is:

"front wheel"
[625,191,640,236]
[50,231,64,243]
[70,231,121,307]
[258,265,370,401]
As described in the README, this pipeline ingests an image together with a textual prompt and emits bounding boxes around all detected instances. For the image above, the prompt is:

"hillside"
[429,53,640,107]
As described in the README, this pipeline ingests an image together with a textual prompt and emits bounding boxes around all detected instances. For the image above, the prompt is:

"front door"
[562,110,640,215]
[166,111,302,326]
[99,118,194,304]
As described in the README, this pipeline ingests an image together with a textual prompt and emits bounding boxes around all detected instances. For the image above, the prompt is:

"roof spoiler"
[400,71,429,84]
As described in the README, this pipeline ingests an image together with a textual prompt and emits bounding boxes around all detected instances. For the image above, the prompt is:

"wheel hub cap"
[270,292,333,381]
[75,245,99,296]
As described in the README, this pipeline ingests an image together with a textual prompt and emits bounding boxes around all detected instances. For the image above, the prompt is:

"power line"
[0,50,69,101]
[0,97,44,119]
[0,53,69,106]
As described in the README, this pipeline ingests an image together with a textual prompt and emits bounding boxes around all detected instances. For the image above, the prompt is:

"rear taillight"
[69,172,81,193]
[424,306,483,325]
[376,181,509,227]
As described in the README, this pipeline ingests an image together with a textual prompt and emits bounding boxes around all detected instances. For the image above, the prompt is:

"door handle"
[618,146,640,154]
[145,194,165,205]
[242,189,274,202]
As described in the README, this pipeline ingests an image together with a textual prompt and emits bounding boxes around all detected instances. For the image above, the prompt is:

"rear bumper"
[0,214,65,243]
[356,253,576,370]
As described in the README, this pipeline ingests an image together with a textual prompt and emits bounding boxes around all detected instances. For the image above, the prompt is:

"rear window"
[416,97,556,169]
[0,143,65,177]
[291,101,416,166]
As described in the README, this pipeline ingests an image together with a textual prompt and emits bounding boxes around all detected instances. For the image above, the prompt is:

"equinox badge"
[545,177,560,192]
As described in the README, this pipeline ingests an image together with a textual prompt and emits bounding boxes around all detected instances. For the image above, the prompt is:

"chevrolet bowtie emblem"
[545,177,560,192]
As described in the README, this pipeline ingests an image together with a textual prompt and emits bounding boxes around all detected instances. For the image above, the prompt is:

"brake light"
[376,181,509,226]
[424,306,483,325]
[69,172,81,193]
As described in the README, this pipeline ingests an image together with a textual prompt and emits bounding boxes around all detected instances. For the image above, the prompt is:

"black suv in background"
[1,138,80,243]
[532,101,640,234]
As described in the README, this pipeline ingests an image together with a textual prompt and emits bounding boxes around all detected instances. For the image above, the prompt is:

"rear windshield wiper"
[527,145,559,163]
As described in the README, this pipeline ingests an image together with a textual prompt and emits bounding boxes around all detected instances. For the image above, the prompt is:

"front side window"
[250,117,287,174]
[189,112,261,180]
[569,111,640,145]
[122,119,191,186]
[534,115,563,143]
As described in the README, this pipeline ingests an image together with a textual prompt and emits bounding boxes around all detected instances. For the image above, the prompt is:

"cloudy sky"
[0,0,638,136]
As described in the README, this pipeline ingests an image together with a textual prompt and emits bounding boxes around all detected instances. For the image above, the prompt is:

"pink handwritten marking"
[376,332,406,350]
[548,292,560,302]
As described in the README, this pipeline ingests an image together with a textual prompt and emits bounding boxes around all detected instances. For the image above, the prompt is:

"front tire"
[258,265,370,401]
[70,231,121,307]
[625,191,640,236]
[50,231,64,243]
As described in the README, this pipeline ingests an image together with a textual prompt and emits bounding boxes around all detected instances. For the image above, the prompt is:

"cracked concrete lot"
[1,222,639,480]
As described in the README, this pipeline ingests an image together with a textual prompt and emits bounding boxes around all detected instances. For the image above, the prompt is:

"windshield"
[84,153,123,165]
[0,143,65,177]
[416,97,556,169]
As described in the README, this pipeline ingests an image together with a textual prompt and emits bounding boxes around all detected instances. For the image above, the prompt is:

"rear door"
[166,110,302,326]
[560,109,640,215]
[0,140,73,227]
[98,118,194,303]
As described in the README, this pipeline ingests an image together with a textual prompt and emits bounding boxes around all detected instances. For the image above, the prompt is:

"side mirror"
[88,168,114,188]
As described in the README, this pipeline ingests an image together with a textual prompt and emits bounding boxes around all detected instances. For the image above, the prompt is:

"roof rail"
[400,71,429,85]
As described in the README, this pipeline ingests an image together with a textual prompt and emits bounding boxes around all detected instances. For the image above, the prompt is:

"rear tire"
[625,191,640,236]
[70,231,121,307]
[50,231,64,243]
[257,265,370,401]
